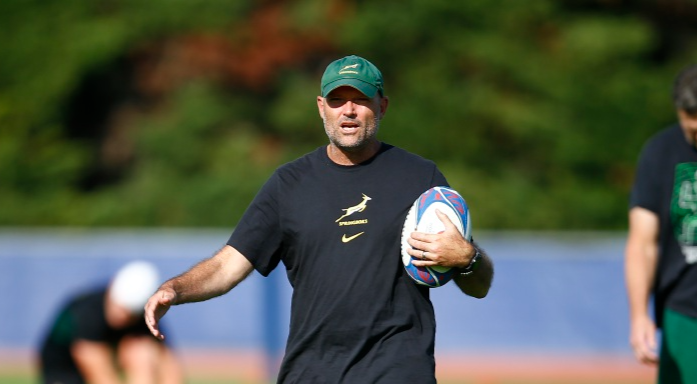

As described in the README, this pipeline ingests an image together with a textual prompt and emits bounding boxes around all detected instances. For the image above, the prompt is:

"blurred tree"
[1,0,696,229]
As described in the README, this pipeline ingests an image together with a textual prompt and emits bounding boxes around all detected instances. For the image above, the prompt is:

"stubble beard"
[323,116,381,153]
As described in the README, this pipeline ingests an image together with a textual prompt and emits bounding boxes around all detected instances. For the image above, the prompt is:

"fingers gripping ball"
[401,186,472,288]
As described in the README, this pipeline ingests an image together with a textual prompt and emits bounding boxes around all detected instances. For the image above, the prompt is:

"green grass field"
[0,373,32,384]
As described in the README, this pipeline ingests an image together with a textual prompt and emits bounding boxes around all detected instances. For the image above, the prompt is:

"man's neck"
[326,141,381,166]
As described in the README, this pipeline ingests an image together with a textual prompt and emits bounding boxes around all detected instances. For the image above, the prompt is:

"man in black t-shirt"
[144,55,495,383]
[626,64,697,383]
[39,261,182,384]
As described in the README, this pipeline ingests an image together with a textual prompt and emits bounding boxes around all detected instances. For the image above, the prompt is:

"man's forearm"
[625,207,660,320]
[72,341,122,384]
[625,242,658,320]
[165,245,253,305]
[453,243,493,298]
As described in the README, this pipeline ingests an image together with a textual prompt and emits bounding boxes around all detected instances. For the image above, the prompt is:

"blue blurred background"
[0,229,648,382]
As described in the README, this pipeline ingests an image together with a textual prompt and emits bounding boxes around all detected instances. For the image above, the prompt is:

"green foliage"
[0,0,695,229]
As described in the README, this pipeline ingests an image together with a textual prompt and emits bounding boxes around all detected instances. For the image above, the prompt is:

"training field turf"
[0,350,654,384]
[0,371,654,384]
[0,372,250,384]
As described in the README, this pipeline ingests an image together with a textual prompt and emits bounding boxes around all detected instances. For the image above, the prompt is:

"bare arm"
[408,209,493,298]
[625,207,660,366]
[452,246,493,298]
[144,245,254,340]
[71,340,121,384]
[117,335,184,384]
[156,344,184,384]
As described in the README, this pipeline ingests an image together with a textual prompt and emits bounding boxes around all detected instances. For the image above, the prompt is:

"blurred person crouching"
[38,261,183,384]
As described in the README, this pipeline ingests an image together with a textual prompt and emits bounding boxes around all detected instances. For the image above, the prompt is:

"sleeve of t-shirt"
[630,138,663,214]
[431,166,449,188]
[227,172,283,276]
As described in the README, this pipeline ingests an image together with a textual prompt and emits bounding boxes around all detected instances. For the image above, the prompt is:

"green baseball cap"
[321,55,384,98]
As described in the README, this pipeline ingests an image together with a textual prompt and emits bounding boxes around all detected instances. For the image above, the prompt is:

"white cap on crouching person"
[109,261,160,313]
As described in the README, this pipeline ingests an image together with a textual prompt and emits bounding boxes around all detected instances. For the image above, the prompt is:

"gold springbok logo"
[339,63,360,74]
[336,194,372,222]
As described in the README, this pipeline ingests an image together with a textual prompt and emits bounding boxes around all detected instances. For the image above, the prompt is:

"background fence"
[0,229,655,383]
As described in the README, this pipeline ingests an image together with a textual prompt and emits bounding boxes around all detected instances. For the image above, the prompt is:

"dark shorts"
[659,308,697,384]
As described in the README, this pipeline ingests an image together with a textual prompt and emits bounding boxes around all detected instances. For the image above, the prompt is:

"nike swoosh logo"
[342,232,365,243]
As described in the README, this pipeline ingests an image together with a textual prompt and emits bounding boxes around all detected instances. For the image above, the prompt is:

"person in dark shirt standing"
[145,55,494,383]
[626,64,697,383]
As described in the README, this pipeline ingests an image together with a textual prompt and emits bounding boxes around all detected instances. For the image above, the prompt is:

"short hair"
[673,64,697,115]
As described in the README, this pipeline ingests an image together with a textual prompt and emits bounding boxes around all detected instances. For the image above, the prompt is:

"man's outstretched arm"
[144,245,254,340]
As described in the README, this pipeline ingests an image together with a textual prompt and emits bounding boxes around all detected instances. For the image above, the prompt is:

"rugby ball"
[401,186,472,288]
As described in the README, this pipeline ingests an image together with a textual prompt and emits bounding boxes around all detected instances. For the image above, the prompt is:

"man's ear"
[380,96,389,118]
[317,96,326,119]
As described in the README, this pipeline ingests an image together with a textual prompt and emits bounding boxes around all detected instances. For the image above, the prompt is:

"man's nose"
[342,101,357,115]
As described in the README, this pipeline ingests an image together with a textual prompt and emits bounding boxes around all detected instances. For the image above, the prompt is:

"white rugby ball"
[401,186,472,288]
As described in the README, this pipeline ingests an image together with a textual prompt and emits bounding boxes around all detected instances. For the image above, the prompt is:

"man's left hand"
[406,209,475,269]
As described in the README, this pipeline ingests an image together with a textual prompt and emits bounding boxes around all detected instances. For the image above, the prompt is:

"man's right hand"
[144,287,177,341]
[630,314,658,365]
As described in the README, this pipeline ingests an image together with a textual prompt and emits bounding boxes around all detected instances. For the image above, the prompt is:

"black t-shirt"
[631,124,697,325]
[228,143,448,384]
[39,288,152,384]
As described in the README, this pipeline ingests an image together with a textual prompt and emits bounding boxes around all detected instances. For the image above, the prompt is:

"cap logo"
[339,63,360,74]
